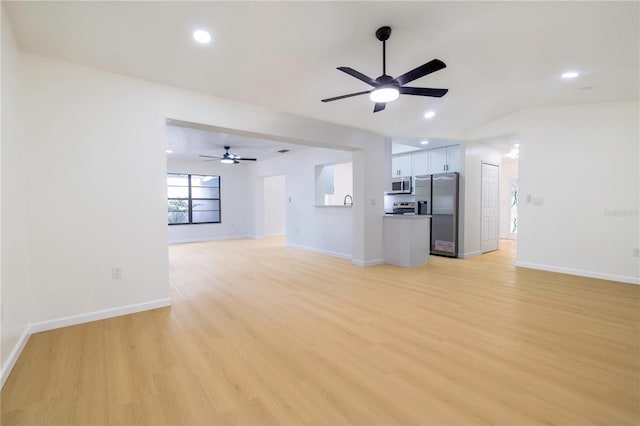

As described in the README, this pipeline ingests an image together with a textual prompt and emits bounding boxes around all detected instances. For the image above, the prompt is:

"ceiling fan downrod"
[376,26,392,77]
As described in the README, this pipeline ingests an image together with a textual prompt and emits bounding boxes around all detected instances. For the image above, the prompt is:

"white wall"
[249,148,355,259]
[1,9,31,383]
[459,143,502,258]
[3,30,388,328]
[264,174,285,236]
[14,47,388,322]
[164,146,356,258]
[167,157,249,243]
[500,157,518,239]
[19,54,171,323]
[466,101,640,284]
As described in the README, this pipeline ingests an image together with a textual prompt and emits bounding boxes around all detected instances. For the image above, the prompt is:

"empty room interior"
[1,2,639,425]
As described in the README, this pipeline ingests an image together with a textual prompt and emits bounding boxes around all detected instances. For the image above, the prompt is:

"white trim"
[168,235,248,244]
[265,232,285,237]
[29,298,172,333]
[353,258,385,267]
[462,251,482,258]
[515,262,639,285]
[286,242,351,260]
[1,327,30,389]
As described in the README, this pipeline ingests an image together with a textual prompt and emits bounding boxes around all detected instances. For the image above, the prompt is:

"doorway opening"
[263,174,286,238]
[500,157,519,241]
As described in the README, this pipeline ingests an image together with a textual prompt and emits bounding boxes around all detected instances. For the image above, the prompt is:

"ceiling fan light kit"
[370,87,399,103]
[322,26,448,113]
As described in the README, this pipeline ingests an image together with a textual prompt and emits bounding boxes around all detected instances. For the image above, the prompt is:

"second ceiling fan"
[199,146,257,164]
[321,26,448,113]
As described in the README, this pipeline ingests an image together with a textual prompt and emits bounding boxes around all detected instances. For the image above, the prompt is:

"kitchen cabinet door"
[398,154,412,176]
[446,145,461,172]
[429,146,461,173]
[412,150,430,176]
[391,156,401,177]
[392,153,412,177]
[429,147,448,173]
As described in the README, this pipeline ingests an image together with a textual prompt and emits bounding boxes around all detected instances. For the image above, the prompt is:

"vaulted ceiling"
[5,1,639,146]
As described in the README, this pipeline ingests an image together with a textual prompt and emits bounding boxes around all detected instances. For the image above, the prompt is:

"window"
[167,173,221,225]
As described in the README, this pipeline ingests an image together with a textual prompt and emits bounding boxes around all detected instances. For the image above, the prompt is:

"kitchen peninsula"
[383,214,431,267]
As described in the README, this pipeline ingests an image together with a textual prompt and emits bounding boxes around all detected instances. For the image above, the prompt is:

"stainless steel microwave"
[389,176,412,194]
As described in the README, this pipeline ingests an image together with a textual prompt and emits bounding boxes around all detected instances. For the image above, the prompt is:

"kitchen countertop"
[384,214,431,219]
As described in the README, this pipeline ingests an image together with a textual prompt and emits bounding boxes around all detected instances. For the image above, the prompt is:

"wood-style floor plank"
[2,238,638,425]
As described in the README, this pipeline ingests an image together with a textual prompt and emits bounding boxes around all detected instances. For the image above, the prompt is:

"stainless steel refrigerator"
[414,172,459,257]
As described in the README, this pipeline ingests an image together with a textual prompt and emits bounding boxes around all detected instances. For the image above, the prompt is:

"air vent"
[277,149,290,153]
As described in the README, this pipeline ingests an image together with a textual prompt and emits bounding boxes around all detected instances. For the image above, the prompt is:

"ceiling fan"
[199,146,257,164]
[321,26,448,113]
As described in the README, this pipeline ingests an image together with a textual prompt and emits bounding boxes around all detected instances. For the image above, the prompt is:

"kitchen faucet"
[343,195,353,206]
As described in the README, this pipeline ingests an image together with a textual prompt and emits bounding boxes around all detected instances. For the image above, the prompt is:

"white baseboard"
[169,235,248,244]
[352,258,385,267]
[30,298,172,333]
[265,232,285,237]
[286,242,352,260]
[0,298,171,391]
[462,251,481,258]
[1,327,31,389]
[515,261,639,285]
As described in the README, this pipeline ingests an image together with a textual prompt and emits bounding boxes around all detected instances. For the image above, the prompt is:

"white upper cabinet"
[411,150,430,176]
[429,148,448,173]
[391,153,412,177]
[446,145,461,173]
[391,145,461,178]
[429,145,460,173]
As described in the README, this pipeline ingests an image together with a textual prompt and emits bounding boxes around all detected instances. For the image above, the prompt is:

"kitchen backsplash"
[383,193,415,212]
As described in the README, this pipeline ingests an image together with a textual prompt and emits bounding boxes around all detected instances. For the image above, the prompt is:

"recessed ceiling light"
[166,149,173,154]
[514,143,520,147]
[562,71,579,79]
[193,30,212,44]
[424,111,436,119]
[420,140,430,145]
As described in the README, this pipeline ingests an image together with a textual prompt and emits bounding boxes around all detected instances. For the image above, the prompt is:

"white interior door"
[481,163,499,253]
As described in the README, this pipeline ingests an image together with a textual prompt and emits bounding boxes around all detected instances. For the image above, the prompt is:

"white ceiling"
[5,1,639,157]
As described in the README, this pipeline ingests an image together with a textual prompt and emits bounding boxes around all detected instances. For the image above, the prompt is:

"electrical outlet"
[633,248,640,258]
[111,267,123,280]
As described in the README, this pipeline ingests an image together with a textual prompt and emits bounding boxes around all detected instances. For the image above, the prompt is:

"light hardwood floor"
[2,238,639,425]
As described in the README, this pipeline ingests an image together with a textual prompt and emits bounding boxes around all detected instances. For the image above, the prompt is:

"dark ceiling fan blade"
[337,67,379,87]
[235,157,257,161]
[399,86,449,97]
[394,59,446,86]
[199,154,222,159]
[373,102,386,113]
[321,90,372,103]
